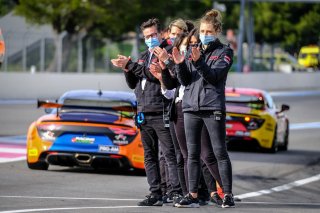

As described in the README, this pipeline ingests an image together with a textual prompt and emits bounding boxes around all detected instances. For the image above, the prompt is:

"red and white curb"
[0,144,26,163]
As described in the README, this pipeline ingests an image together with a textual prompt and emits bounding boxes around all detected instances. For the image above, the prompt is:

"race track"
[0,91,319,213]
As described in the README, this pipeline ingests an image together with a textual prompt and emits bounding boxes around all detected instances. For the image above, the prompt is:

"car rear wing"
[226,100,264,104]
[37,100,137,117]
[226,99,265,111]
[37,100,62,109]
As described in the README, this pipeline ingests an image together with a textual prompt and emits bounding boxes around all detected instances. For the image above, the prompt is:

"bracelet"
[164,58,170,65]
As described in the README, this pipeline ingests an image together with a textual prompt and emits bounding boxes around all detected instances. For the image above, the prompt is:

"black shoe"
[137,194,163,206]
[173,194,183,207]
[198,198,208,206]
[176,193,200,208]
[222,194,235,208]
[210,192,223,207]
[162,193,174,203]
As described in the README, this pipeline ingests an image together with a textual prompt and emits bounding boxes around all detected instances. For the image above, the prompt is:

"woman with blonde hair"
[172,9,235,208]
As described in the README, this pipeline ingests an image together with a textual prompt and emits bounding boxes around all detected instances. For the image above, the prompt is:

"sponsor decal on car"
[235,131,250,137]
[98,145,119,153]
[113,134,129,145]
[226,124,233,129]
[71,137,95,144]
[132,154,144,163]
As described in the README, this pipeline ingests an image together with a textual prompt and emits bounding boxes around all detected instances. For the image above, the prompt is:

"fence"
[0,30,140,73]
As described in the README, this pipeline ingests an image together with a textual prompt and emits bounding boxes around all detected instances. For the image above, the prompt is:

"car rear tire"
[27,161,49,170]
[265,126,278,153]
[279,121,289,151]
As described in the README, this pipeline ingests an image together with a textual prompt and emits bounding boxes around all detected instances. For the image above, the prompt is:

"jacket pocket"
[200,84,218,107]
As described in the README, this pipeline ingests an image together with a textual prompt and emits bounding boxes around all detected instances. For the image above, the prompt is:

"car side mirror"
[280,104,290,112]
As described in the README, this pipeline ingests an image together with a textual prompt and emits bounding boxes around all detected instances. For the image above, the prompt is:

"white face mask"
[180,45,187,56]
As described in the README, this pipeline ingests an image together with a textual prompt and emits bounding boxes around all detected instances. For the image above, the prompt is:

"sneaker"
[210,192,223,207]
[222,194,235,208]
[163,193,174,203]
[176,193,200,208]
[198,198,208,206]
[173,194,183,207]
[137,194,163,206]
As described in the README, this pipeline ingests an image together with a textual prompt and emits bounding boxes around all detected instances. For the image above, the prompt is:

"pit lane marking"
[240,201,320,206]
[235,173,320,200]
[0,206,144,213]
[290,122,320,130]
[0,173,319,212]
[0,196,140,201]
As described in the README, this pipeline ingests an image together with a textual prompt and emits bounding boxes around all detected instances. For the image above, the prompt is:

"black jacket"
[124,40,171,113]
[176,39,233,112]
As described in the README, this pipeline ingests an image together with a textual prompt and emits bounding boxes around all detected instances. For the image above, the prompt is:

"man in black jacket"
[111,18,181,207]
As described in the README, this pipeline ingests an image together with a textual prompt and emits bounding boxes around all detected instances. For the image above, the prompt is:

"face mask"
[170,37,175,45]
[145,37,160,49]
[199,34,216,45]
[180,45,187,56]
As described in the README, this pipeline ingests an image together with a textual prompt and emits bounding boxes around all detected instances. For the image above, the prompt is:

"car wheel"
[279,121,289,151]
[266,126,278,153]
[27,161,49,170]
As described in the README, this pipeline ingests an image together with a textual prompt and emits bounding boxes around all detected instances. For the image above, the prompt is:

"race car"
[225,87,290,153]
[26,90,144,170]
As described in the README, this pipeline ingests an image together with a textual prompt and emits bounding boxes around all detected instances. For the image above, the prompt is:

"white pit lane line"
[0,173,319,212]
[235,173,320,200]
[0,206,144,213]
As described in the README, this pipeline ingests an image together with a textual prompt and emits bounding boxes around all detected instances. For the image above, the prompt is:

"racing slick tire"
[265,125,278,153]
[279,121,289,151]
[27,161,49,170]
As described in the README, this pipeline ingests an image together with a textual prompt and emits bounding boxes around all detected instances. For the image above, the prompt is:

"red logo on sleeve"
[224,55,231,64]
[138,59,145,65]
[209,56,219,61]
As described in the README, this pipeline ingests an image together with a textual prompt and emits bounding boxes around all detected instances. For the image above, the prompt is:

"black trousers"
[140,114,181,196]
[173,102,222,194]
[184,111,233,194]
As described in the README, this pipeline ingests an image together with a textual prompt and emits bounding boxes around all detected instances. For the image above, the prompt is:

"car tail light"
[243,117,265,130]
[37,124,58,141]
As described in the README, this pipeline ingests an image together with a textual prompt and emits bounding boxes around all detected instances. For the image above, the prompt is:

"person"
[157,18,188,204]
[111,18,181,207]
[152,29,224,207]
[0,28,5,68]
[171,9,235,208]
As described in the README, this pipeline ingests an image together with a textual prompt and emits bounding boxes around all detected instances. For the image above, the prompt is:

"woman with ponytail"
[172,9,235,208]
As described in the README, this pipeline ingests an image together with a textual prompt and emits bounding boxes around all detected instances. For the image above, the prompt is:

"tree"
[253,2,320,54]
[13,0,215,72]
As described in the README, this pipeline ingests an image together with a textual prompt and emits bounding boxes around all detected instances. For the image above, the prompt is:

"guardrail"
[1,72,320,99]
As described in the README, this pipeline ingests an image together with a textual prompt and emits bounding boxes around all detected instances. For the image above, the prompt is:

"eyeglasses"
[144,32,158,40]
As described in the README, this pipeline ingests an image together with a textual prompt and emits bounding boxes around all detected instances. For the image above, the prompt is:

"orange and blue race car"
[26,90,144,170]
[225,87,290,153]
